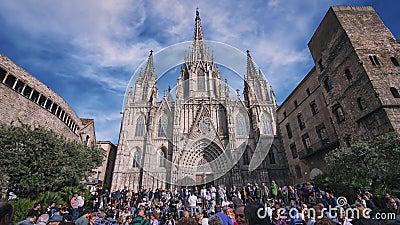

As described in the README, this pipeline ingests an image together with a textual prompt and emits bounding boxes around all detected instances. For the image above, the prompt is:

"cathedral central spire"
[144,50,155,79]
[192,9,207,62]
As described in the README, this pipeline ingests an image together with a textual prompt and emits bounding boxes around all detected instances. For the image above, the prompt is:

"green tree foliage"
[0,123,104,198]
[321,132,400,200]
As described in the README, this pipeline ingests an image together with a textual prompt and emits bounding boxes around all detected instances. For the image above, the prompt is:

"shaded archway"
[178,139,229,185]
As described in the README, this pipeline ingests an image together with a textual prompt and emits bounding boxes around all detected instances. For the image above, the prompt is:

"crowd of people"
[1,181,399,225]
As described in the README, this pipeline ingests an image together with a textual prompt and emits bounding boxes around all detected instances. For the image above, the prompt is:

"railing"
[298,137,339,159]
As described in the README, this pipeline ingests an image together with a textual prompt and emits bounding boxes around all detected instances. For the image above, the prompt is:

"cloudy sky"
[0,0,399,143]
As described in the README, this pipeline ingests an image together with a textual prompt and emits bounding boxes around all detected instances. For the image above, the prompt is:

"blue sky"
[0,0,399,143]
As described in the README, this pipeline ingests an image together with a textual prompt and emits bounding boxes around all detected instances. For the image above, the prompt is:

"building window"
[132,149,140,168]
[357,97,366,110]
[293,100,298,108]
[158,115,168,137]
[31,90,40,102]
[283,111,287,118]
[369,55,381,66]
[344,134,352,147]
[38,95,47,107]
[135,115,145,137]
[142,85,148,102]
[85,135,90,146]
[45,99,53,111]
[236,113,248,136]
[290,143,298,159]
[302,133,311,150]
[333,104,345,123]
[295,165,302,179]
[22,85,32,98]
[310,101,319,115]
[15,80,24,93]
[391,57,400,67]
[0,67,6,82]
[390,87,400,98]
[243,148,250,165]
[159,149,166,167]
[51,103,58,115]
[268,148,276,164]
[318,59,326,72]
[4,74,16,88]
[316,124,328,142]
[306,88,311,96]
[261,114,272,134]
[345,69,352,80]
[286,123,293,139]
[297,113,305,130]
[323,77,333,92]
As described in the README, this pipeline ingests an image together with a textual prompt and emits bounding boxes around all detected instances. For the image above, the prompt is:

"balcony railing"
[298,138,339,159]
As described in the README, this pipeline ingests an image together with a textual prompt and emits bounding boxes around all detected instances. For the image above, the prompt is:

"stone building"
[0,53,96,143]
[112,10,290,191]
[0,53,116,188]
[89,141,117,190]
[277,6,400,184]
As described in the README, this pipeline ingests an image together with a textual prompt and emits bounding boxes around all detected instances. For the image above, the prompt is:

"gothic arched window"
[132,148,141,168]
[243,148,250,165]
[236,113,248,136]
[159,150,165,167]
[135,115,145,137]
[268,147,276,164]
[261,114,271,134]
[158,114,168,137]
[142,84,148,102]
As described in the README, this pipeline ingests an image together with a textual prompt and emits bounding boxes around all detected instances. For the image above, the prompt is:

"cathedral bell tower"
[176,9,222,101]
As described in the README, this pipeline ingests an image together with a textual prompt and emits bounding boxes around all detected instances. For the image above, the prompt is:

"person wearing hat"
[0,202,14,225]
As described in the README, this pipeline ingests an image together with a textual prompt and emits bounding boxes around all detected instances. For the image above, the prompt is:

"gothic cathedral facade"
[112,10,290,191]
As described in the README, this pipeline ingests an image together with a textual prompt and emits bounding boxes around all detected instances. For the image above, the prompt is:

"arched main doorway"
[177,139,229,186]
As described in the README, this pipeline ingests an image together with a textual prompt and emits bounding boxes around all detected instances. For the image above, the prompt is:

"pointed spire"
[127,86,133,104]
[194,8,204,41]
[192,9,207,62]
[225,78,230,98]
[270,85,277,105]
[144,50,155,79]
[246,50,258,79]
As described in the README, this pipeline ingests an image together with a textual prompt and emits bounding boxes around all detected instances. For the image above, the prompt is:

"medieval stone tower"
[111,10,290,191]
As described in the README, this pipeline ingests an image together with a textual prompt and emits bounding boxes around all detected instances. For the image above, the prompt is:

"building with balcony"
[278,6,400,184]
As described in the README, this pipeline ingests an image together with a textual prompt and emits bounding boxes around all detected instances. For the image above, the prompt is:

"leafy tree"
[0,123,104,198]
[322,132,400,199]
